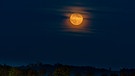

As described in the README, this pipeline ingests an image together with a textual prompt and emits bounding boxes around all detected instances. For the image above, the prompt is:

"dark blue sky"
[0,0,135,70]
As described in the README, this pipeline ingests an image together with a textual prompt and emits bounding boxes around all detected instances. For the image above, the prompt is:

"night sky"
[0,0,135,70]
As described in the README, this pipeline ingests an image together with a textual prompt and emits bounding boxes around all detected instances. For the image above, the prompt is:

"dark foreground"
[0,63,135,76]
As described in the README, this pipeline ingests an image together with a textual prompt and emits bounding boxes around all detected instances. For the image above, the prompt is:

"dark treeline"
[0,63,135,76]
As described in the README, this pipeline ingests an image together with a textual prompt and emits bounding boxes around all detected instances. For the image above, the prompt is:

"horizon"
[0,62,134,71]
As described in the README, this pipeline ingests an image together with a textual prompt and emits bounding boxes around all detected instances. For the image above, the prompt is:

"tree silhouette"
[8,67,18,76]
[110,73,118,76]
[120,69,128,76]
[75,72,82,76]
[48,71,53,76]
[27,68,36,76]
[54,66,70,76]
[86,71,94,76]
[37,68,46,76]
[101,73,108,76]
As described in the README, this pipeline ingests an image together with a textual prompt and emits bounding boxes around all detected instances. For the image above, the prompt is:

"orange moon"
[70,13,83,25]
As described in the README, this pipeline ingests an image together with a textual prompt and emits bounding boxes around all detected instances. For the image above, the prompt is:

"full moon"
[70,13,83,25]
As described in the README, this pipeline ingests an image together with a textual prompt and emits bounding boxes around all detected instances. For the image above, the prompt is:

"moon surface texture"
[70,13,83,25]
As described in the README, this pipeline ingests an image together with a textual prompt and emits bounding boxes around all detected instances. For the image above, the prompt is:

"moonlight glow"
[70,13,83,25]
